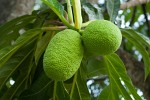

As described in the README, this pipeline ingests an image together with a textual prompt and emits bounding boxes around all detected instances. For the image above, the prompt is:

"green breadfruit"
[82,20,122,56]
[43,29,83,81]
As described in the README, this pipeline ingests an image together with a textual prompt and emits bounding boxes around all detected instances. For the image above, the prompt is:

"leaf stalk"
[70,71,78,99]
[72,0,82,29]
[53,81,57,100]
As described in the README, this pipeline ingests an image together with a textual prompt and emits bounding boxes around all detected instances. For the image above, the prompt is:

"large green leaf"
[41,0,64,20]
[86,57,107,78]
[99,85,120,100]
[56,81,70,100]
[82,3,103,21]
[19,72,53,100]
[0,40,36,92]
[121,29,150,79]
[42,0,64,15]
[42,0,74,29]
[35,31,54,64]
[0,15,36,49]
[0,50,35,100]
[106,0,120,22]
[98,53,141,100]
[121,28,150,48]
[0,29,43,68]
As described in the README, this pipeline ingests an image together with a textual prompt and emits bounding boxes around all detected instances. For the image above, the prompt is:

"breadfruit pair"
[43,20,122,81]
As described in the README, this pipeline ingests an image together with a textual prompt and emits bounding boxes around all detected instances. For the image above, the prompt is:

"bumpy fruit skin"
[43,29,83,81]
[82,20,122,56]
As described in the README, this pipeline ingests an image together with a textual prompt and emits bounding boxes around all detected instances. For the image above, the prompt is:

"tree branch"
[141,4,150,37]
[7,0,35,20]
[0,0,16,24]
[120,0,150,10]
[129,6,137,26]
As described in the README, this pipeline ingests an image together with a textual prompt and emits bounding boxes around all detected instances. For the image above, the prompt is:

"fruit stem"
[81,20,95,28]
[66,0,74,24]
[70,71,78,99]
[53,81,57,100]
[72,0,82,30]
[42,26,67,31]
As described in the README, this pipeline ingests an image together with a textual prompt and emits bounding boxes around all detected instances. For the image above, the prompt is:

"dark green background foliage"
[0,0,150,100]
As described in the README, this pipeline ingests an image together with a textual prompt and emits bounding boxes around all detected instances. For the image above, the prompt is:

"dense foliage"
[0,0,150,99]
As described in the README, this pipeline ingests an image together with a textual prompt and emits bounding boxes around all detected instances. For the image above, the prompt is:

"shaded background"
[0,0,35,24]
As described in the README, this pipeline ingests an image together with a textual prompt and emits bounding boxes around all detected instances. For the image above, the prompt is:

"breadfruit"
[82,20,122,56]
[43,29,83,81]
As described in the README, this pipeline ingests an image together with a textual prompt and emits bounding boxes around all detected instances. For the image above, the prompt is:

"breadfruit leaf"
[70,68,91,100]
[0,50,35,99]
[42,0,64,15]
[0,29,43,68]
[86,57,107,78]
[0,40,36,93]
[56,81,70,100]
[0,15,36,49]
[101,53,141,100]
[121,28,150,48]
[121,29,150,79]
[42,0,74,29]
[35,31,54,64]
[19,72,53,100]
[98,85,120,100]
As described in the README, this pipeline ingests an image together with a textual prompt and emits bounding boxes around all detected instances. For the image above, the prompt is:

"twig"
[70,71,78,99]
[44,20,64,26]
[53,81,57,100]
[129,6,137,26]
[42,26,67,31]
[120,0,150,10]
[66,0,74,24]
[141,4,150,36]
